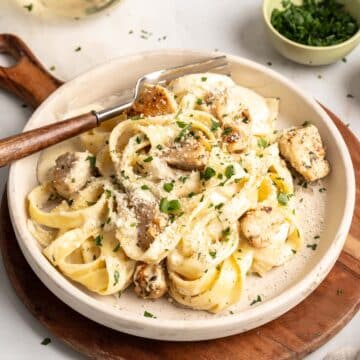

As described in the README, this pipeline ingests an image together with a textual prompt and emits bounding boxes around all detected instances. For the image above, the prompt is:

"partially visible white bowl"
[8,50,355,341]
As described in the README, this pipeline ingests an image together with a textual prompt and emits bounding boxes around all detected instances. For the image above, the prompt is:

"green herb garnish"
[144,310,156,318]
[225,165,235,179]
[277,192,289,205]
[159,198,181,214]
[210,119,220,132]
[271,0,359,47]
[143,156,153,163]
[86,155,96,168]
[163,182,174,192]
[250,295,262,306]
[41,337,51,345]
[94,235,103,246]
[201,167,216,181]
[113,243,121,252]
[113,270,120,286]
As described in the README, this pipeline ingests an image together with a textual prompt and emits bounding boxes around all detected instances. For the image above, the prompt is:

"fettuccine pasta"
[27,73,330,313]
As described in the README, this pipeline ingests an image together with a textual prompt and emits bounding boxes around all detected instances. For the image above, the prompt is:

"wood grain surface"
[0,112,98,167]
[0,33,358,360]
[0,34,63,108]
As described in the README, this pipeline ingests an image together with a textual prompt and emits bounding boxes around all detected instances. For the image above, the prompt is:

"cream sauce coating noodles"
[27,73,304,313]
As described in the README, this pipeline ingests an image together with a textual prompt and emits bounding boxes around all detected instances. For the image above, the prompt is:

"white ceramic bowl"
[8,50,355,341]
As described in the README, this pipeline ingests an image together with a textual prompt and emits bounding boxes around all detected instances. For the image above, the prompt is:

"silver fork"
[0,56,229,167]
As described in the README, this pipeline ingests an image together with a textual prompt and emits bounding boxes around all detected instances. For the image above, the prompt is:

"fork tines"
[158,55,231,83]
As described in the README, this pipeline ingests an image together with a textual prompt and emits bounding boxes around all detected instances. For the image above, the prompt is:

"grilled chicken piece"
[129,192,167,250]
[132,84,178,116]
[240,206,287,248]
[133,263,168,299]
[51,151,92,198]
[163,138,209,171]
[278,124,330,182]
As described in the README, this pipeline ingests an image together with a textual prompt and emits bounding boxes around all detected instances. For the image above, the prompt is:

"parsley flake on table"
[41,337,51,345]
[75,46,82,52]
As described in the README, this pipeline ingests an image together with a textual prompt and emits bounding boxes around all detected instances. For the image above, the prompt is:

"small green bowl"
[263,0,360,65]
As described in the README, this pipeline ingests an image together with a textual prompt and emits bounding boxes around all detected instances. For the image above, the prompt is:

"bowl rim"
[7,49,356,340]
[262,0,360,51]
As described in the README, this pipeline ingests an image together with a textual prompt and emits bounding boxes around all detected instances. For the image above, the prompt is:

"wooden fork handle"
[0,112,98,167]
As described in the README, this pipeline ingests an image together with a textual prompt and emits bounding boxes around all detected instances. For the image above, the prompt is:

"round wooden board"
[0,106,358,360]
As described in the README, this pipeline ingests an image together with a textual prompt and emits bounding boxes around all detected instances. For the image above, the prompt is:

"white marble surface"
[0,0,358,358]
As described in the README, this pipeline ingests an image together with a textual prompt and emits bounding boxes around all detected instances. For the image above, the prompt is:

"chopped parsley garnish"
[156,144,163,150]
[24,3,33,11]
[257,137,268,148]
[302,121,311,127]
[196,98,203,105]
[319,187,327,193]
[200,194,205,202]
[271,0,359,47]
[41,337,51,345]
[75,46,82,52]
[144,310,156,318]
[250,295,262,306]
[141,185,150,190]
[307,244,317,250]
[113,270,120,286]
[277,192,289,205]
[49,65,56,71]
[201,167,216,181]
[242,117,249,124]
[187,192,196,198]
[86,155,96,167]
[174,123,192,142]
[215,203,224,210]
[163,182,174,192]
[136,136,142,144]
[176,120,187,128]
[94,235,103,246]
[105,189,112,198]
[291,249,297,254]
[113,243,121,252]
[143,156,153,163]
[179,175,189,183]
[222,127,233,136]
[201,76,207,82]
[210,119,220,132]
[222,227,231,237]
[225,165,235,179]
[159,198,181,214]
[209,250,217,259]
[314,235,320,239]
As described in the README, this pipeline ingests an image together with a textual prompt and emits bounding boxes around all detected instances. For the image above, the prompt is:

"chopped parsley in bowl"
[262,0,360,65]
[271,0,359,47]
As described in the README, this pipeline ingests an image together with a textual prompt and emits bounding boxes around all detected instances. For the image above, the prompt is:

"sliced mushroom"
[51,151,92,198]
[129,191,166,250]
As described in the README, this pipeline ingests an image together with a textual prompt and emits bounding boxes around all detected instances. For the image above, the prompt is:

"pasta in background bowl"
[8,50,355,340]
